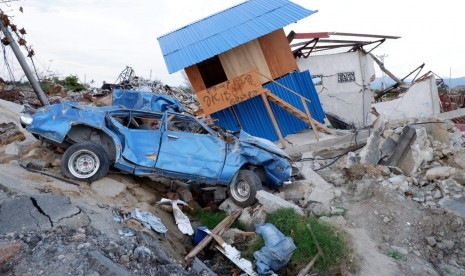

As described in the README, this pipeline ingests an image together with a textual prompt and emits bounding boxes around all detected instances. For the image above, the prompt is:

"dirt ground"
[2,96,465,275]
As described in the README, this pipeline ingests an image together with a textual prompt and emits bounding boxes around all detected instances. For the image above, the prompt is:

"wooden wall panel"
[259,29,298,79]
[197,70,266,115]
[218,39,272,84]
[184,65,206,93]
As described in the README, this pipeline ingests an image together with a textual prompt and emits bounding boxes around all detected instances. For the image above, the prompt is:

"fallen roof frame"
[288,31,400,57]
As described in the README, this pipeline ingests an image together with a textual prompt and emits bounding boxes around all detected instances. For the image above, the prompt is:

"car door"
[156,113,226,180]
[108,111,163,167]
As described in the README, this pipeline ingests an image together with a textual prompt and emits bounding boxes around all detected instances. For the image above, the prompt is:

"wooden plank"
[197,70,266,115]
[218,39,272,84]
[311,119,337,136]
[184,65,206,93]
[185,209,242,261]
[296,253,320,276]
[259,29,298,79]
[301,97,320,141]
[261,93,286,148]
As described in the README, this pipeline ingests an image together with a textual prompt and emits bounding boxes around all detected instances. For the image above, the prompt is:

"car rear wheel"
[62,142,110,182]
[228,170,262,207]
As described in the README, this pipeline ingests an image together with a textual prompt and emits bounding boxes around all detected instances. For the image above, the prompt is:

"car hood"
[238,131,290,159]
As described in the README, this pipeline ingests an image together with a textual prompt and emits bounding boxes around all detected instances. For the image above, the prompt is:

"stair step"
[265,92,309,123]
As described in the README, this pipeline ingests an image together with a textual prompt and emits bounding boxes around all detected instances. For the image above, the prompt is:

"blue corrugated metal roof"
[157,0,315,73]
[211,70,325,142]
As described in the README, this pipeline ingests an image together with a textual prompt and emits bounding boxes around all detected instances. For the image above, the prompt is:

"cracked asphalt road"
[0,195,89,234]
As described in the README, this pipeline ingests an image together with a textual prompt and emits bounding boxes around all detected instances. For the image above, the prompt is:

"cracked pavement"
[0,195,89,234]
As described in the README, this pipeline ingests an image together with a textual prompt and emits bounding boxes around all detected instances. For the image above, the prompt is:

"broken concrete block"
[238,206,267,231]
[298,170,335,206]
[218,198,241,215]
[450,149,465,171]
[176,186,193,203]
[279,180,312,201]
[132,186,158,204]
[360,116,386,165]
[0,122,25,146]
[3,141,20,156]
[426,166,458,180]
[380,126,416,167]
[87,250,131,276]
[380,137,397,160]
[0,142,21,164]
[318,216,346,227]
[256,190,303,215]
[452,171,465,185]
[400,128,433,176]
[436,239,455,250]
[419,117,450,144]
[91,178,126,198]
[306,202,331,216]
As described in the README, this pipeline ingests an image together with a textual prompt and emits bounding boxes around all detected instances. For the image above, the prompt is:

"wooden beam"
[185,209,242,261]
[311,119,336,136]
[301,98,320,141]
[261,93,286,148]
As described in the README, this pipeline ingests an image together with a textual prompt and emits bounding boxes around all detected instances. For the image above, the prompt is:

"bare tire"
[228,170,262,207]
[62,142,110,182]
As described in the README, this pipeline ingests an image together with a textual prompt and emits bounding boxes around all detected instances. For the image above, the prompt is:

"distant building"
[289,32,400,128]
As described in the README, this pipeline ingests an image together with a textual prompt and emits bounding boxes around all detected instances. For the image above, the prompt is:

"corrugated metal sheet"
[157,0,315,73]
[211,70,325,142]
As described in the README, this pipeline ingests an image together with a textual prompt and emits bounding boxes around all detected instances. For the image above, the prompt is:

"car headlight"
[20,114,33,127]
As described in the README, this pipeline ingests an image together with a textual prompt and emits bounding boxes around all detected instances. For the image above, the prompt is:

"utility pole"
[0,20,50,105]
[377,54,388,90]
[449,67,452,93]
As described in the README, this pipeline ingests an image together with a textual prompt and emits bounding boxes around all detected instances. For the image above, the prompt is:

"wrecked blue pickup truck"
[20,90,293,207]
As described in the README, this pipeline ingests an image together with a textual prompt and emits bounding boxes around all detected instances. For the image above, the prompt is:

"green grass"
[442,266,453,275]
[387,249,402,260]
[194,210,244,231]
[261,208,356,274]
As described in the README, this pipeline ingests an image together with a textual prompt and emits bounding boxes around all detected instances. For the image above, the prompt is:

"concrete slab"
[283,129,370,157]
[256,190,303,215]
[439,196,465,219]
[91,178,127,198]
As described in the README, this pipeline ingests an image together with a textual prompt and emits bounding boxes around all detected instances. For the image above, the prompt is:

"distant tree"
[40,74,86,92]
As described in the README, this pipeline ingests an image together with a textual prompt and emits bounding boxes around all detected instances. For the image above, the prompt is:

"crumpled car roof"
[112,89,184,112]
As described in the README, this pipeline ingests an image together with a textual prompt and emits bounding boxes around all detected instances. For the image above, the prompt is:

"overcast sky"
[1,0,463,87]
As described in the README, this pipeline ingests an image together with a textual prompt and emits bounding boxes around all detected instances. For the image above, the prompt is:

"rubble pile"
[0,78,200,114]
[135,80,200,114]
[352,116,465,208]
[0,83,110,108]
[0,226,189,275]
[309,116,465,273]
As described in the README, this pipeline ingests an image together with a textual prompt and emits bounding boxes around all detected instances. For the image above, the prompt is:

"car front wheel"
[228,170,263,207]
[62,142,110,182]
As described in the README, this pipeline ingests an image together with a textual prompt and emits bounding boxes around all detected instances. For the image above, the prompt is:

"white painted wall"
[297,51,375,128]
[373,76,440,120]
